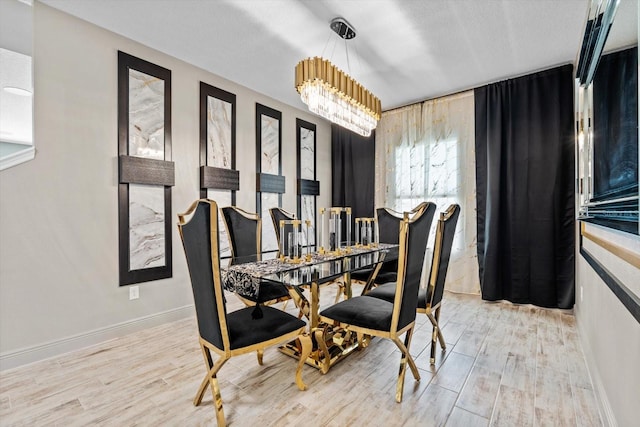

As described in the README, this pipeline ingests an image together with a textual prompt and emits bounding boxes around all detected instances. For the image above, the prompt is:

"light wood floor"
[0,287,602,426]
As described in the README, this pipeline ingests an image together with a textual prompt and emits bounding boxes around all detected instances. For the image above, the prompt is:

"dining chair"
[366,204,461,365]
[221,206,291,305]
[353,202,435,294]
[178,199,311,427]
[318,203,434,402]
[269,207,295,257]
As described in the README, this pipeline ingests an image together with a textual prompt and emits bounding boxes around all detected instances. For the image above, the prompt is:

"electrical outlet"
[129,285,139,300]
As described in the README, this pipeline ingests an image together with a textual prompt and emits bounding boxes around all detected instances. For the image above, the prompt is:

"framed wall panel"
[118,51,173,286]
[256,103,284,252]
[297,118,319,248]
[200,82,237,258]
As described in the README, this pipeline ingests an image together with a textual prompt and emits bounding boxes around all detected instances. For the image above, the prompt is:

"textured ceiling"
[40,0,637,113]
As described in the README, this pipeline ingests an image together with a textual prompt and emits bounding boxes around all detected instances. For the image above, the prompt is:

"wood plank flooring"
[0,288,603,426]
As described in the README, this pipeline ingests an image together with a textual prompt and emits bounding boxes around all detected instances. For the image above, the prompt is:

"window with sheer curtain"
[375,91,479,294]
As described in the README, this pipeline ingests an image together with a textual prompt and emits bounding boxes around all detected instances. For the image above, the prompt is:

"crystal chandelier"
[295,19,381,137]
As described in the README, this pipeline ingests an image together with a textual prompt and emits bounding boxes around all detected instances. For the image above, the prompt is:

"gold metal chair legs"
[195,335,310,427]
[426,306,446,364]
[194,344,229,426]
[392,327,420,403]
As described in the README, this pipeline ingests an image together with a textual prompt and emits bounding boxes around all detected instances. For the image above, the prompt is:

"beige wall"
[0,3,331,369]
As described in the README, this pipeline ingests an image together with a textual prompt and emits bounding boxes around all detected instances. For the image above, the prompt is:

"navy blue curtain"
[475,64,575,309]
[331,124,375,220]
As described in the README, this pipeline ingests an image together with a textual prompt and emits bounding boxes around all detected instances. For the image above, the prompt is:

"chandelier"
[295,18,381,137]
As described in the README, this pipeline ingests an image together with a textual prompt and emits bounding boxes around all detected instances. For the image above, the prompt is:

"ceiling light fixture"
[295,18,381,137]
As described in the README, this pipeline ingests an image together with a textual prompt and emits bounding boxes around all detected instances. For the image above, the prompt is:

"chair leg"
[256,349,264,365]
[392,328,420,403]
[194,344,214,406]
[427,307,445,365]
[194,344,229,426]
[434,306,446,349]
[295,333,313,391]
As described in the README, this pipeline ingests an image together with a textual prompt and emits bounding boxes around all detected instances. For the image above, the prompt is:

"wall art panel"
[297,119,319,249]
[256,104,284,252]
[118,51,173,286]
[200,83,237,258]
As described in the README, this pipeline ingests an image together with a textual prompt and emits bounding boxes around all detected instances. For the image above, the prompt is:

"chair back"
[221,206,261,261]
[393,203,437,331]
[376,202,434,244]
[376,208,403,244]
[178,199,228,350]
[426,204,461,309]
[269,207,295,256]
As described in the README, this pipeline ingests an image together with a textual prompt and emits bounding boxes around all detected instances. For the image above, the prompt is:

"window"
[395,137,459,212]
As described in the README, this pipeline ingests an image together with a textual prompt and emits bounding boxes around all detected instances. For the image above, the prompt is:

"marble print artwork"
[129,184,165,269]
[261,115,279,174]
[207,97,232,168]
[300,128,315,180]
[301,195,316,246]
[261,192,279,252]
[128,69,164,160]
[208,189,232,257]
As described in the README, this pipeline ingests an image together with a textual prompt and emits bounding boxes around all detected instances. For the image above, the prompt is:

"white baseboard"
[576,320,617,427]
[0,305,194,371]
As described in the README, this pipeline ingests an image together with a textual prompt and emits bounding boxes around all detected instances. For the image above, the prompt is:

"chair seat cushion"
[226,306,305,350]
[366,282,428,309]
[320,296,394,331]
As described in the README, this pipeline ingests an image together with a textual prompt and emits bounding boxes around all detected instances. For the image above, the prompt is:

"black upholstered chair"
[221,206,291,304]
[178,199,311,427]
[367,204,460,365]
[353,202,435,294]
[269,207,295,257]
[319,204,434,402]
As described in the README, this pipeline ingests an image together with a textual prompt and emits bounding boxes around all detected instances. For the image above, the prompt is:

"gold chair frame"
[178,199,312,427]
[319,211,425,403]
[419,204,458,364]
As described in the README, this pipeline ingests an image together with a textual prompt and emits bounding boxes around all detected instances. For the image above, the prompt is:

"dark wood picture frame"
[118,51,173,286]
[256,103,284,252]
[199,82,238,203]
[296,118,319,247]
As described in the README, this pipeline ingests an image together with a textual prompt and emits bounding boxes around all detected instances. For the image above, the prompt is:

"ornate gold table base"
[279,325,363,374]
[279,263,381,373]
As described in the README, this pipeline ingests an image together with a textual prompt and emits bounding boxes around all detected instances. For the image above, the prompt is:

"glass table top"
[221,243,398,297]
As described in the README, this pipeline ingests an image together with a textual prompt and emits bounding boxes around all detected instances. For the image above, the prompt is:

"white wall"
[0,3,331,370]
[575,224,640,427]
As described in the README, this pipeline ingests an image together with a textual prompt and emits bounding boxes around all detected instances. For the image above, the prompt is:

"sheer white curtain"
[375,91,479,294]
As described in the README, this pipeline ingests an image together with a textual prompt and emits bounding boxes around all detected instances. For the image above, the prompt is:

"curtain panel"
[375,91,480,295]
[331,124,376,220]
[475,64,575,309]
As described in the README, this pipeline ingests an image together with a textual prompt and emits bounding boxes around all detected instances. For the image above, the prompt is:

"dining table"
[221,243,399,373]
